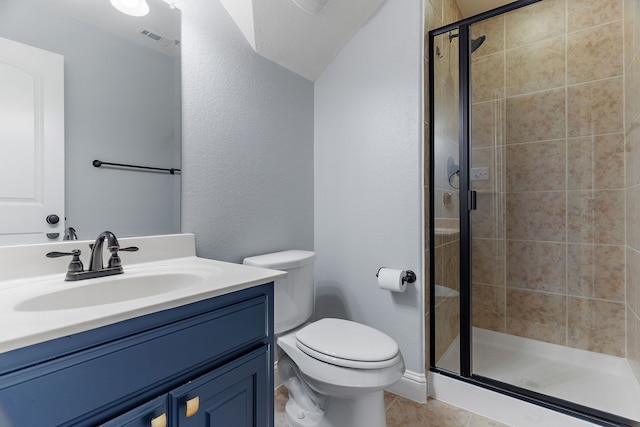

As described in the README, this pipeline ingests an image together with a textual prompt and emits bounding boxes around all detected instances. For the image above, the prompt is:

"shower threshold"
[437,328,640,422]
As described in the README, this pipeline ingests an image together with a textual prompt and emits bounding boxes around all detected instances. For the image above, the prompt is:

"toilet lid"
[295,318,399,369]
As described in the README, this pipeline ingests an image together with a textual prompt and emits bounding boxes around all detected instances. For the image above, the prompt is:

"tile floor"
[275,387,510,427]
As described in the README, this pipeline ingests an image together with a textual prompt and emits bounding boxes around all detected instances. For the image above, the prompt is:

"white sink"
[15,272,206,312]
[0,234,287,355]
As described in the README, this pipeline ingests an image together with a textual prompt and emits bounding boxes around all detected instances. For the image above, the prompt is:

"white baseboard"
[386,369,427,403]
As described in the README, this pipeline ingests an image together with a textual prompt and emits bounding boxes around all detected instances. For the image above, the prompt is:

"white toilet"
[243,250,405,427]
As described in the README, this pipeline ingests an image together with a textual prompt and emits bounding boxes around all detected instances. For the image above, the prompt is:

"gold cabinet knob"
[186,396,200,417]
[150,413,167,427]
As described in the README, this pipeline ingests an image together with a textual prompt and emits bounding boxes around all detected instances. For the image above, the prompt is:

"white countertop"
[0,234,286,355]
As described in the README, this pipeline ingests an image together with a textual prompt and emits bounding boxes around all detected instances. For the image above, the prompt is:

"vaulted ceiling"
[218,0,385,81]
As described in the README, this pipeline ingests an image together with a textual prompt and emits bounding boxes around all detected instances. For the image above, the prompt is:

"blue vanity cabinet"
[0,284,274,427]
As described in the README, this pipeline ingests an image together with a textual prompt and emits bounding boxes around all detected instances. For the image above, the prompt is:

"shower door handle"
[467,191,477,211]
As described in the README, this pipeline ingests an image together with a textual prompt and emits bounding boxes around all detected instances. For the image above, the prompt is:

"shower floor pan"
[438,328,640,422]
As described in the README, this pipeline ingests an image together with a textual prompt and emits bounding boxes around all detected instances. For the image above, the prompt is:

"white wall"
[181,0,314,262]
[314,0,424,377]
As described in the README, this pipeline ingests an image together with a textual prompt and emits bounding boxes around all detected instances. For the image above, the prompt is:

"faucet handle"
[46,249,84,273]
[46,250,79,257]
[90,244,138,251]
[107,246,139,268]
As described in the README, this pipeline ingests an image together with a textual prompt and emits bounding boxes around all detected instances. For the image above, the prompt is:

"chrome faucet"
[46,230,138,281]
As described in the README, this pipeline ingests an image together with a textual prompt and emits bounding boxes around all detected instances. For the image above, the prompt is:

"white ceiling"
[43,0,181,56]
[219,0,385,81]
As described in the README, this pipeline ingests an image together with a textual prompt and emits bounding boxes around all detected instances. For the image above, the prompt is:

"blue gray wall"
[181,0,314,262]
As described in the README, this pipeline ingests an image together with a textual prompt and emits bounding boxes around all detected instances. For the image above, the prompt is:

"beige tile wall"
[624,0,640,384]
[470,0,628,358]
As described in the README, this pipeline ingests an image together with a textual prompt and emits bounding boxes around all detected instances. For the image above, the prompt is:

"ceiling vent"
[137,28,177,46]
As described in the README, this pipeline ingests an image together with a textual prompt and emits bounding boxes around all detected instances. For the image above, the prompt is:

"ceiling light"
[110,0,150,17]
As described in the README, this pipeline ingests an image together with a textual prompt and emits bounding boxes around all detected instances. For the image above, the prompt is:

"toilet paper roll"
[377,268,407,292]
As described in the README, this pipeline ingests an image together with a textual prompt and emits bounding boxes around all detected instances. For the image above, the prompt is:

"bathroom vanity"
[0,234,284,426]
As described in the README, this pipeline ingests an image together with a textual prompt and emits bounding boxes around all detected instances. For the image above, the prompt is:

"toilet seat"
[278,328,405,398]
[295,318,400,369]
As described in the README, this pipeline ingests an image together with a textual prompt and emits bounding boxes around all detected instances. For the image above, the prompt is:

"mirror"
[0,0,181,244]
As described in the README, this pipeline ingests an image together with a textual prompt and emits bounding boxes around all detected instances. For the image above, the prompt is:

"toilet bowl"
[277,318,404,427]
[242,250,405,427]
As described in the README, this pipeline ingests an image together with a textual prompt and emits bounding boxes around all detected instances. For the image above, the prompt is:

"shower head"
[447,32,486,54]
[471,35,486,53]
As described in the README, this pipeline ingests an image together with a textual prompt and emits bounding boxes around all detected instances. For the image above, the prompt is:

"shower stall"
[429,0,640,425]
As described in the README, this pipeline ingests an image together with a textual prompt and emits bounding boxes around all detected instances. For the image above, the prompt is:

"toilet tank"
[243,250,315,335]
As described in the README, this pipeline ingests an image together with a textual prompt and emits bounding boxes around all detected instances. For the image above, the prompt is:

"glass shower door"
[431,29,461,375]
[467,2,640,424]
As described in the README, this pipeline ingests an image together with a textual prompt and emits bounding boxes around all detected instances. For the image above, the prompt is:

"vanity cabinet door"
[170,346,271,427]
[100,396,167,427]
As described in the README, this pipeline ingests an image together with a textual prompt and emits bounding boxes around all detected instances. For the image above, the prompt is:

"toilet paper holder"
[376,268,416,284]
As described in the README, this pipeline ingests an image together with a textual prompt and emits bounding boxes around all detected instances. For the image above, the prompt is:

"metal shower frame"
[427,1,638,426]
